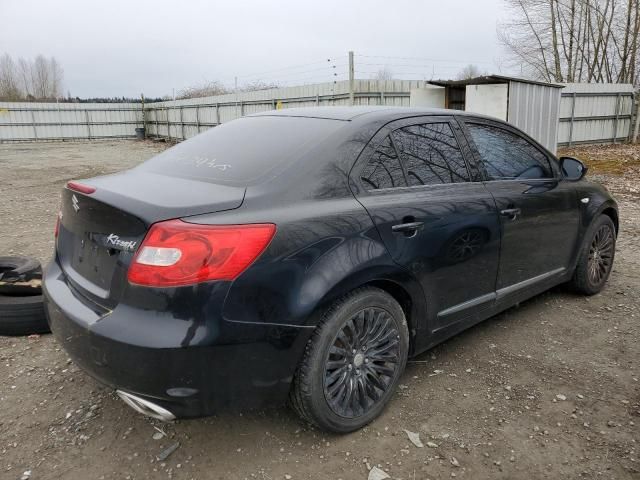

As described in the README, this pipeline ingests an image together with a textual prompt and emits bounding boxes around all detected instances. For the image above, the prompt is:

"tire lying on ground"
[0,256,43,296]
[0,294,50,336]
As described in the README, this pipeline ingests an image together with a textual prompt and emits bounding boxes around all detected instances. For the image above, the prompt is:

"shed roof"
[428,75,565,89]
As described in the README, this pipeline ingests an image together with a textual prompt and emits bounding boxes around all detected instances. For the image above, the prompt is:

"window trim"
[352,116,478,195]
[457,118,560,182]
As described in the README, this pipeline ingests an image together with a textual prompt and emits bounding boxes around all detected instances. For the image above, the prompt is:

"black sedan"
[43,107,618,433]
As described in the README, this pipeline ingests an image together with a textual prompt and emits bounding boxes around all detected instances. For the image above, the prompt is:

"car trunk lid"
[57,171,245,308]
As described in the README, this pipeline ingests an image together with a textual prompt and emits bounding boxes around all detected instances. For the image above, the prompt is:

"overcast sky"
[1,0,509,98]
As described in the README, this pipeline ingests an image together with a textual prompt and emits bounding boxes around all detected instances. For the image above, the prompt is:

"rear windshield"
[137,116,345,185]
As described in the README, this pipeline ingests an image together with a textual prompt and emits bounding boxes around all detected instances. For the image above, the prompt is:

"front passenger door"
[460,120,580,295]
[352,117,501,332]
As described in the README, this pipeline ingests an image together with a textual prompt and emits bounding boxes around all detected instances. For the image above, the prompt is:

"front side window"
[466,124,553,180]
[360,136,406,190]
[392,123,470,186]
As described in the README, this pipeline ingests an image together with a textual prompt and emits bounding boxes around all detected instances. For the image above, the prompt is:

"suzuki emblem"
[72,194,80,213]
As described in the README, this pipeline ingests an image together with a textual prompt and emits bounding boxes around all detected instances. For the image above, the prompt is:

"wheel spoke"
[329,345,349,358]
[369,362,396,377]
[365,365,387,390]
[326,366,347,384]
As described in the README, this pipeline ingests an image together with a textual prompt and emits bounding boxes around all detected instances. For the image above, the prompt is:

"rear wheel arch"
[309,271,423,354]
[364,279,415,353]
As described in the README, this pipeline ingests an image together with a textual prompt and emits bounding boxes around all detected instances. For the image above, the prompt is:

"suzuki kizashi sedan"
[44,107,618,432]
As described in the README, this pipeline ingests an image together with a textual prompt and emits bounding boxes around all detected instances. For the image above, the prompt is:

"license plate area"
[70,234,118,291]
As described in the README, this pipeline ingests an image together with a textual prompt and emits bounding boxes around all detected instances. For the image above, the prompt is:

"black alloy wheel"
[587,224,614,286]
[323,307,400,418]
[568,214,616,295]
[290,287,409,433]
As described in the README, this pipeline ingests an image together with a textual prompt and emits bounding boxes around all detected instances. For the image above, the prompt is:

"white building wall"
[465,84,509,121]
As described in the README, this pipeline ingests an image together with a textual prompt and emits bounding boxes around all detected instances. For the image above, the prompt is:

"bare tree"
[0,54,22,100]
[373,67,394,81]
[177,79,282,99]
[177,80,228,99]
[499,0,640,86]
[456,64,484,80]
[32,55,51,98]
[50,57,64,98]
[240,80,280,91]
[17,57,33,97]
[0,54,64,100]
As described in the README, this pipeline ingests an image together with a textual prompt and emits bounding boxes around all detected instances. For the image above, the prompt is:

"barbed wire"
[355,54,495,65]
[206,52,497,89]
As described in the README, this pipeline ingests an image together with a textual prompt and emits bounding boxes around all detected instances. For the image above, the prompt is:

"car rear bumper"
[43,259,314,418]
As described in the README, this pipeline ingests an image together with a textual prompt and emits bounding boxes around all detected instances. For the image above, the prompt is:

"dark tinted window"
[138,116,344,185]
[467,124,552,180]
[392,123,469,186]
[360,136,406,190]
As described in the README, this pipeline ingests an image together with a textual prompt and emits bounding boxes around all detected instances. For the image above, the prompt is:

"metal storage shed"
[410,75,564,153]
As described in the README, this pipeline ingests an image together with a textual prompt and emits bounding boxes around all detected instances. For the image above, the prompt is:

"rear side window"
[392,123,470,186]
[138,116,344,185]
[466,124,553,180]
[360,136,407,190]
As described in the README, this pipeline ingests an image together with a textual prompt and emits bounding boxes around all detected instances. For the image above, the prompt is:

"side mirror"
[560,156,588,181]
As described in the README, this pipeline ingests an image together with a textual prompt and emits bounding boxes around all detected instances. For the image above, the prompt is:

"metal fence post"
[380,91,385,106]
[179,106,185,140]
[633,97,640,143]
[57,99,62,139]
[166,107,170,140]
[155,109,158,138]
[568,92,576,147]
[30,110,38,140]
[215,103,220,125]
[85,110,91,140]
[348,51,355,106]
[195,105,200,133]
[612,92,621,144]
[141,93,146,137]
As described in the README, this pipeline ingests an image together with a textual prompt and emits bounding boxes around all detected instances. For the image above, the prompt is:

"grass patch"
[558,143,640,175]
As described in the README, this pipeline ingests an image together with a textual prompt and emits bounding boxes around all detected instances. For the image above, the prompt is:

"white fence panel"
[0,102,143,141]
[558,83,635,146]
[1,81,635,147]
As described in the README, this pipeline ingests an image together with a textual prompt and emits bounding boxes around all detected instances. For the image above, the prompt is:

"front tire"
[569,215,616,295]
[290,287,409,433]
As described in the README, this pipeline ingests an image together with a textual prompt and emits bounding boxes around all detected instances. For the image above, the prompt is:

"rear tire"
[290,287,409,433]
[568,215,616,295]
[0,294,50,336]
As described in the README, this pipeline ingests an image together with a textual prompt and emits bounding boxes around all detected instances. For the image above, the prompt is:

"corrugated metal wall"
[508,81,563,153]
[557,83,636,146]
[0,101,142,141]
[0,80,635,148]
[143,79,417,140]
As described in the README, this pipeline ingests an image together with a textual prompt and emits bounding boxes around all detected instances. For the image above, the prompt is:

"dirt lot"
[0,140,639,480]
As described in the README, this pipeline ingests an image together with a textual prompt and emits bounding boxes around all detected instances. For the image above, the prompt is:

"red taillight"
[127,220,276,287]
[54,212,62,238]
[67,181,96,194]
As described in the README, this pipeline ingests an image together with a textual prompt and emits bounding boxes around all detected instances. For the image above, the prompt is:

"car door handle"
[500,208,521,220]
[392,221,424,234]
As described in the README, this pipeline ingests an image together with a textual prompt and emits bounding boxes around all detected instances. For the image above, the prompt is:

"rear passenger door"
[352,117,501,331]
[459,119,580,295]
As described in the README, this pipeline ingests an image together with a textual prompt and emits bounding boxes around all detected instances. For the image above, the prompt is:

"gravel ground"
[0,140,639,480]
